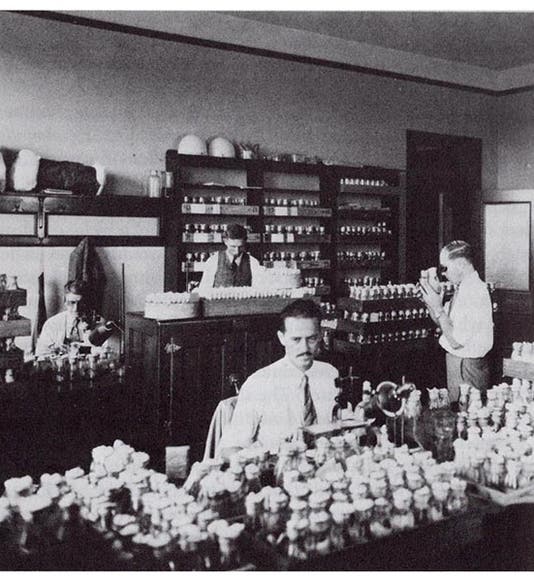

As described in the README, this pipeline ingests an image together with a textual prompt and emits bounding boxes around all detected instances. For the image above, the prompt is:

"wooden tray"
[502,358,534,381]
[472,481,534,507]
[201,295,313,317]
[0,317,32,338]
[0,289,27,308]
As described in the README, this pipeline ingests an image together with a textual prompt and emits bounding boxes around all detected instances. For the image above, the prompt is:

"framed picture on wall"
[483,202,531,291]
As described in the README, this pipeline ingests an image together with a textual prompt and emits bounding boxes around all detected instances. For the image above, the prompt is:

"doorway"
[406,130,482,281]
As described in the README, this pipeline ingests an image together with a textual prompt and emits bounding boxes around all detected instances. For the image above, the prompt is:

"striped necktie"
[301,374,317,427]
[68,317,81,341]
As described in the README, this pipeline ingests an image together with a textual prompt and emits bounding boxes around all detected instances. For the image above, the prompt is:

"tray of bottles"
[502,358,534,381]
[181,203,260,216]
[241,506,485,571]
[0,289,27,308]
[0,316,32,338]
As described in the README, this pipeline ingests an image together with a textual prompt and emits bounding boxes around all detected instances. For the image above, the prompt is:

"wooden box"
[502,358,534,381]
[0,317,32,338]
[202,296,305,317]
[0,289,27,308]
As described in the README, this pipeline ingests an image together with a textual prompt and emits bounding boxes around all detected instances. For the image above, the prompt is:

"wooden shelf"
[182,232,261,243]
[337,296,424,312]
[180,183,261,192]
[337,260,391,270]
[263,234,331,244]
[334,337,432,354]
[262,259,331,270]
[337,206,391,219]
[181,203,259,216]
[263,187,321,195]
[339,184,401,197]
[0,317,32,339]
[337,235,392,244]
[263,206,332,218]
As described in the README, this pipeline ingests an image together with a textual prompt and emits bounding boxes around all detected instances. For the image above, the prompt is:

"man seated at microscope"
[35,279,112,357]
[219,299,344,458]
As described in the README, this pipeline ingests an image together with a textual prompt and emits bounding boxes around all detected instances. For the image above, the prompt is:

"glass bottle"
[429,481,450,521]
[446,478,468,514]
[390,488,414,532]
[148,170,162,198]
[350,498,374,543]
[369,497,392,538]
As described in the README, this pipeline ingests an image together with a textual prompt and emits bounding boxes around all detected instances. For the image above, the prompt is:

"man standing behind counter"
[219,299,339,458]
[197,223,262,295]
[420,240,494,402]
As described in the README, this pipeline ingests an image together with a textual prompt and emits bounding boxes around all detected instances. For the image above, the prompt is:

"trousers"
[445,352,490,402]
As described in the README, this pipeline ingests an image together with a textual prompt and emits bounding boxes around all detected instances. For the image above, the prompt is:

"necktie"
[231,258,238,273]
[301,374,317,427]
[69,318,80,341]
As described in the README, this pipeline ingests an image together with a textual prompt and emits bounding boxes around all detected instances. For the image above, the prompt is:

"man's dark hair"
[224,223,247,241]
[64,279,88,295]
[442,240,474,264]
[279,298,322,332]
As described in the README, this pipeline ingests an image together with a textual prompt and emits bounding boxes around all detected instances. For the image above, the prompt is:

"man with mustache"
[219,298,339,458]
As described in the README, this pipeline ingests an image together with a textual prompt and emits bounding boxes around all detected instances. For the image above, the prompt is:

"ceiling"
[221,11,534,71]
[52,10,534,92]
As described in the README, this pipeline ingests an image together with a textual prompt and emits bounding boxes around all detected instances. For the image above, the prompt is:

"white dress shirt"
[35,311,83,356]
[439,270,493,358]
[197,251,262,296]
[218,356,339,452]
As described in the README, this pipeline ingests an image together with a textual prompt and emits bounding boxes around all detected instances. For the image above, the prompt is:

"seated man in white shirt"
[420,240,494,402]
[197,223,261,295]
[219,299,340,458]
[35,279,112,357]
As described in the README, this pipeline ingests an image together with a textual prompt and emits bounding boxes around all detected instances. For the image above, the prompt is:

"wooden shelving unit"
[165,150,405,298]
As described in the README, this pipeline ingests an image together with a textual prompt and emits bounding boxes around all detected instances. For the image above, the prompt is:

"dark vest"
[213,251,252,288]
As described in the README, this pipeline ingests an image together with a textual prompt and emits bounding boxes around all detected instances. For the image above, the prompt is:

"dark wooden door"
[160,320,232,453]
[406,130,482,282]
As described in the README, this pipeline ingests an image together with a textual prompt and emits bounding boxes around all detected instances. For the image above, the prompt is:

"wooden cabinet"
[125,312,283,458]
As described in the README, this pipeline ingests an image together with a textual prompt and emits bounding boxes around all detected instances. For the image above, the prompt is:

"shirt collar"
[226,251,244,265]
[281,355,315,378]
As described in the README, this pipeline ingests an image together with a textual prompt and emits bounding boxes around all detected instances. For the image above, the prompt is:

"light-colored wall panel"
[0,214,35,235]
[47,215,159,236]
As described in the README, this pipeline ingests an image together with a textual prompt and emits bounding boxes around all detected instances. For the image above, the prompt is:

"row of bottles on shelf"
[344,276,381,287]
[339,177,391,187]
[337,250,386,264]
[0,275,20,291]
[345,327,434,345]
[303,276,326,288]
[183,250,325,264]
[264,224,326,235]
[342,306,429,323]
[263,250,323,262]
[347,282,453,300]
[338,223,391,238]
[183,194,247,205]
[182,195,323,208]
[184,223,253,234]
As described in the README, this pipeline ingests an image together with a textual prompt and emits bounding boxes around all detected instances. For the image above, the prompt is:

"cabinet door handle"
[165,340,182,354]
